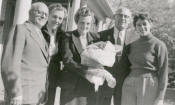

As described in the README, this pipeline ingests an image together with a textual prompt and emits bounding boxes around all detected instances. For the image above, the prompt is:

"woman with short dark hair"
[121,13,168,105]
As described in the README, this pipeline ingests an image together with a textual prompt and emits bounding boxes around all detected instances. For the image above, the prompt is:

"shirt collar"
[114,27,126,40]
[114,27,126,46]
[114,27,126,35]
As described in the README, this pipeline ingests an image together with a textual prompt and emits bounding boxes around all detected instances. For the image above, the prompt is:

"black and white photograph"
[0,0,175,105]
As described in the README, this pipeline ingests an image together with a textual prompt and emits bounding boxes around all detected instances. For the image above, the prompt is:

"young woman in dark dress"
[41,3,67,105]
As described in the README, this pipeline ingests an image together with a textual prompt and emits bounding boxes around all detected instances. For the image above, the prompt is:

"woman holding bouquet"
[120,13,168,105]
[59,7,116,105]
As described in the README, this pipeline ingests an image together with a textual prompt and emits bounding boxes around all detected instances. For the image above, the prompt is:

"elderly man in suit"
[99,7,139,105]
[1,2,49,105]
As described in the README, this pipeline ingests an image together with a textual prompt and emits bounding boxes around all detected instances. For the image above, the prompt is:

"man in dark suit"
[1,2,49,105]
[99,7,139,105]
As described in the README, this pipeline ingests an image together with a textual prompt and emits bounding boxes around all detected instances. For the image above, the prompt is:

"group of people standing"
[1,1,168,105]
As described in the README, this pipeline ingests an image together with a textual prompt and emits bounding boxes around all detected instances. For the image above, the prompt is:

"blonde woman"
[41,3,67,105]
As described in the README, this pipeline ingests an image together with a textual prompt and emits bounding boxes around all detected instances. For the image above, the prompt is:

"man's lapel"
[124,30,129,46]
[24,22,49,63]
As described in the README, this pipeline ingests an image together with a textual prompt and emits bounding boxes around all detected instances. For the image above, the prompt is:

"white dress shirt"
[114,27,126,46]
[47,25,58,56]
[114,27,126,57]
[79,34,88,50]
[49,35,58,56]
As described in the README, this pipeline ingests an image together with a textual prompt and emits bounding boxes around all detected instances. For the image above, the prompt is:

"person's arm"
[1,25,25,100]
[156,43,169,100]
[98,30,107,42]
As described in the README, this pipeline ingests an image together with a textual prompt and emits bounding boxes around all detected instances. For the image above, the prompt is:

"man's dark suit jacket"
[1,21,49,104]
[99,27,139,105]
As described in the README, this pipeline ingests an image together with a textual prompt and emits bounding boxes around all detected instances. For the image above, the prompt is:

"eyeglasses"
[32,9,48,18]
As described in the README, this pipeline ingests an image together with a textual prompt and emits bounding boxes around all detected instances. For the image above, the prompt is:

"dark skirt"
[60,87,112,105]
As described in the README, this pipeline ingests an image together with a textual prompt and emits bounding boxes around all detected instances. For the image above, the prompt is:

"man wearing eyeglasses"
[99,7,139,105]
[1,2,49,105]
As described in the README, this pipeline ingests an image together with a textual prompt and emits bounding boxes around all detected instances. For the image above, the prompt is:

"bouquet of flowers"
[81,41,122,91]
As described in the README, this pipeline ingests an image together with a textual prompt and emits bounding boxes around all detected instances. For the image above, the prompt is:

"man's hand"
[10,96,23,105]
[37,91,46,105]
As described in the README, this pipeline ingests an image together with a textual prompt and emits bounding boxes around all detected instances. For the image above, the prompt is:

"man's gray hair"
[114,7,132,17]
[29,2,48,12]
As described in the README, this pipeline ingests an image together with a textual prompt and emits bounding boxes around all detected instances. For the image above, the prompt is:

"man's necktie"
[117,32,122,45]
[116,32,122,61]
